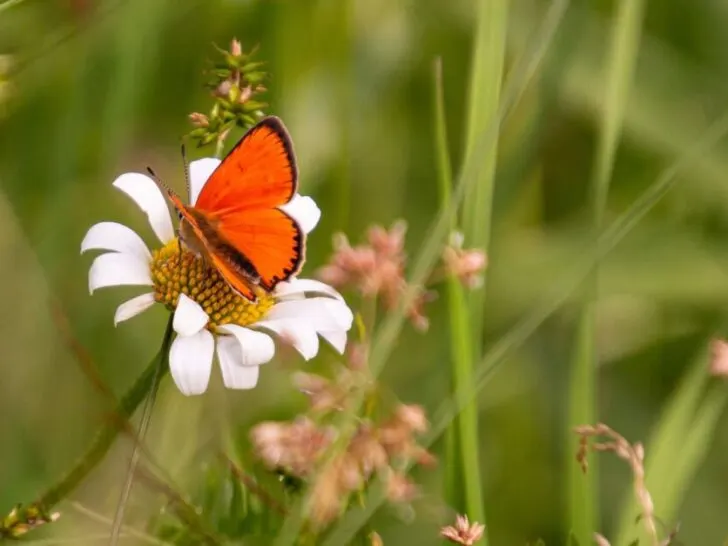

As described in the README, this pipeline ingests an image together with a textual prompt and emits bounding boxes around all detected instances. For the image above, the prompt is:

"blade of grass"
[461,0,507,336]
[462,0,507,248]
[509,2,728,208]
[452,0,509,525]
[433,56,472,516]
[567,0,645,541]
[322,103,728,546]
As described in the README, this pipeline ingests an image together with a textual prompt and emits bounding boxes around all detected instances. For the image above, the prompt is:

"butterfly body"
[177,206,262,286]
[162,116,304,301]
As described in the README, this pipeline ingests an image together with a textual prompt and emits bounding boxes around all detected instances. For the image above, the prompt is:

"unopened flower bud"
[230,38,242,57]
[188,112,209,127]
[215,80,233,98]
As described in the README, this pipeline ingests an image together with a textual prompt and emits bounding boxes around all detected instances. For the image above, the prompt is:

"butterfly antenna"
[146,166,168,194]
[181,143,191,202]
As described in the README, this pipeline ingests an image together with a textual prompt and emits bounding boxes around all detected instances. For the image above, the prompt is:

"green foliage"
[2,0,728,544]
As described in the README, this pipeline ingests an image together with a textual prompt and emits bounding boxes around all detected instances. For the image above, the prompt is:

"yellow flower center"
[150,239,274,329]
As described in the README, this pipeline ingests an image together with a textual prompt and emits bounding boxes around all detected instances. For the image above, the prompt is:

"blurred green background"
[2,0,728,544]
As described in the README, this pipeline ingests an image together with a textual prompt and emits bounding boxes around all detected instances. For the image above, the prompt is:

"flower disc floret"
[150,239,274,329]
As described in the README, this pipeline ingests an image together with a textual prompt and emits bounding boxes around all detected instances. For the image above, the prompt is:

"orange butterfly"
[161,116,304,301]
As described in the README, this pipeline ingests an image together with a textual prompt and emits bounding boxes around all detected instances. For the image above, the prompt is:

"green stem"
[452,0,510,526]
[433,57,472,513]
[36,316,175,510]
[567,0,644,541]
[457,0,509,526]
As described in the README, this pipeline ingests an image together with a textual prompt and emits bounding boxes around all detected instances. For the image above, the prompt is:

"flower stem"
[36,316,175,510]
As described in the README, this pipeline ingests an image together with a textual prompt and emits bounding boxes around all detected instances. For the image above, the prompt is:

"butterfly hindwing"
[207,251,258,301]
[174,203,260,301]
[214,207,304,291]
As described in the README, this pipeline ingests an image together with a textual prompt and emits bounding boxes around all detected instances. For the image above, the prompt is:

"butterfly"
[159,116,304,301]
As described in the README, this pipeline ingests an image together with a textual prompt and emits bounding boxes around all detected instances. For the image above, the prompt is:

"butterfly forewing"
[195,116,298,212]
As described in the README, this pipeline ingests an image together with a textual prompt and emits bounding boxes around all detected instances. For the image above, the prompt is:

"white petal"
[113,172,175,243]
[89,253,153,293]
[216,336,261,389]
[169,329,214,395]
[274,278,344,301]
[114,292,156,325]
[320,330,347,354]
[173,294,209,336]
[255,318,320,361]
[81,222,152,261]
[189,158,221,206]
[279,194,321,234]
[217,324,275,366]
[266,298,354,332]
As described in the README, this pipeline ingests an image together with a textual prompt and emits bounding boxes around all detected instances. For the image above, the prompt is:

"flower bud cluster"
[188,39,268,148]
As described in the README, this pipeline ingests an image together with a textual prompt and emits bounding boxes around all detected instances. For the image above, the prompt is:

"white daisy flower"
[81,157,354,396]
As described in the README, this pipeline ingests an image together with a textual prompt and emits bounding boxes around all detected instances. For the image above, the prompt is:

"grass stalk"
[454,0,509,524]
[567,0,645,541]
[433,57,478,517]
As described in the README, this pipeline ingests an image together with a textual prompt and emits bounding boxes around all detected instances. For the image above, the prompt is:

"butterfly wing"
[191,116,304,292]
[213,207,304,292]
[195,116,297,212]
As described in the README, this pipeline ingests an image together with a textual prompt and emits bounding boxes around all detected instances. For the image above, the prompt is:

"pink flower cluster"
[317,221,434,331]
